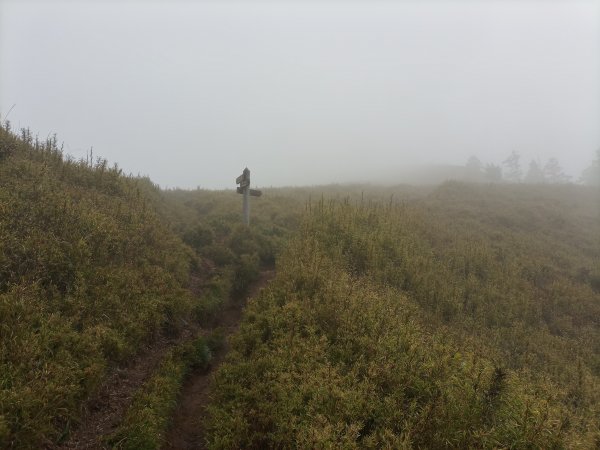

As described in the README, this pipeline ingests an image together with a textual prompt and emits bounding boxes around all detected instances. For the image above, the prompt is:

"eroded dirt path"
[53,265,218,450]
[54,332,193,450]
[163,270,275,450]
[54,270,273,450]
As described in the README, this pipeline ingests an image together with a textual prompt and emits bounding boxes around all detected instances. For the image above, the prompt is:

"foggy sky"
[1,0,599,189]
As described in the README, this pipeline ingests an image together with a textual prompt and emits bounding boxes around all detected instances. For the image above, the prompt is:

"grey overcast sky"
[1,0,599,188]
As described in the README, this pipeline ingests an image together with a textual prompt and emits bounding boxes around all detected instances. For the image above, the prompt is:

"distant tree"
[524,160,545,184]
[543,158,570,184]
[465,156,484,181]
[466,156,483,172]
[502,151,522,183]
[580,150,600,186]
[484,164,502,183]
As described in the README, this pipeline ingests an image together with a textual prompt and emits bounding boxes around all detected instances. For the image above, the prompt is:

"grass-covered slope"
[2,121,598,448]
[206,183,600,448]
[0,127,196,447]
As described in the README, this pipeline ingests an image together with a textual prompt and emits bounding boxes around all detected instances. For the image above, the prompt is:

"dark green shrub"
[228,225,260,257]
[232,253,260,295]
[183,223,215,251]
[202,243,235,266]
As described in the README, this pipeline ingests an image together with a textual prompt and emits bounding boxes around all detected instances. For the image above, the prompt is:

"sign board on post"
[235,167,262,225]
[237,188,262,196]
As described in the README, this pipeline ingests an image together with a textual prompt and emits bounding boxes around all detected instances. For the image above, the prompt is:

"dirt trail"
[163,270,275,450]
[54,332,191,450]
[54,265,218,450]
[55,266,273,450]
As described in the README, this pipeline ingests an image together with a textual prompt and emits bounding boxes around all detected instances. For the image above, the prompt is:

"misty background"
[1,0,598,189]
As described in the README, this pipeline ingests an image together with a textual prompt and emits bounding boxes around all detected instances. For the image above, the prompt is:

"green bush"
[232,253,260,296]
[206,239,565,448]
[183,223,215,251]
[202,243,235,266]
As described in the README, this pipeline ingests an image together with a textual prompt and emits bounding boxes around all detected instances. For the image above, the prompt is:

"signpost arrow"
[237,187,262,196]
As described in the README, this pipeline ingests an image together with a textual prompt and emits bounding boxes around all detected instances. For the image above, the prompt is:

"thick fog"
[1,1,598,188]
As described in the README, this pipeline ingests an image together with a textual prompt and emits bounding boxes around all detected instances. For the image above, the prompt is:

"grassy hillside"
[0,126,200,447]
[2,122,599,448]
[0,125,304,448]
[206,183,600,448]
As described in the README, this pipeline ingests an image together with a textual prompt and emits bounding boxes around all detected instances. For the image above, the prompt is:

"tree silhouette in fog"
[502,151,522,183]
[543,158,570,184]
[524,159,545,184]
[580,150,600,186]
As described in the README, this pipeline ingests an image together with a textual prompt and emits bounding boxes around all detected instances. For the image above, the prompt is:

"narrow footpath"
[54,269,274,450]
[163,270,275,450]
[55,333,191,450]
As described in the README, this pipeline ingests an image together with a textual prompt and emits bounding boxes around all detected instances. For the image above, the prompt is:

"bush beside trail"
[0,126,195,448]
[206,186,599,448]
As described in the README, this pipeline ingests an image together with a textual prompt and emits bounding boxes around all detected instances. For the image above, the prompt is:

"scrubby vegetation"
[206,184,600,448]
[2,122,599,448]
[0,125,285,448]
[110,335,217,450]
[0,126,200,448]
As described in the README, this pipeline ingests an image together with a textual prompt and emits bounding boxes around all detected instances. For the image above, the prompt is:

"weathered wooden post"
[235,167,262,225]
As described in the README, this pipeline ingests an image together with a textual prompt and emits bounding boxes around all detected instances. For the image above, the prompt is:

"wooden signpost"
[236,167,262,225]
